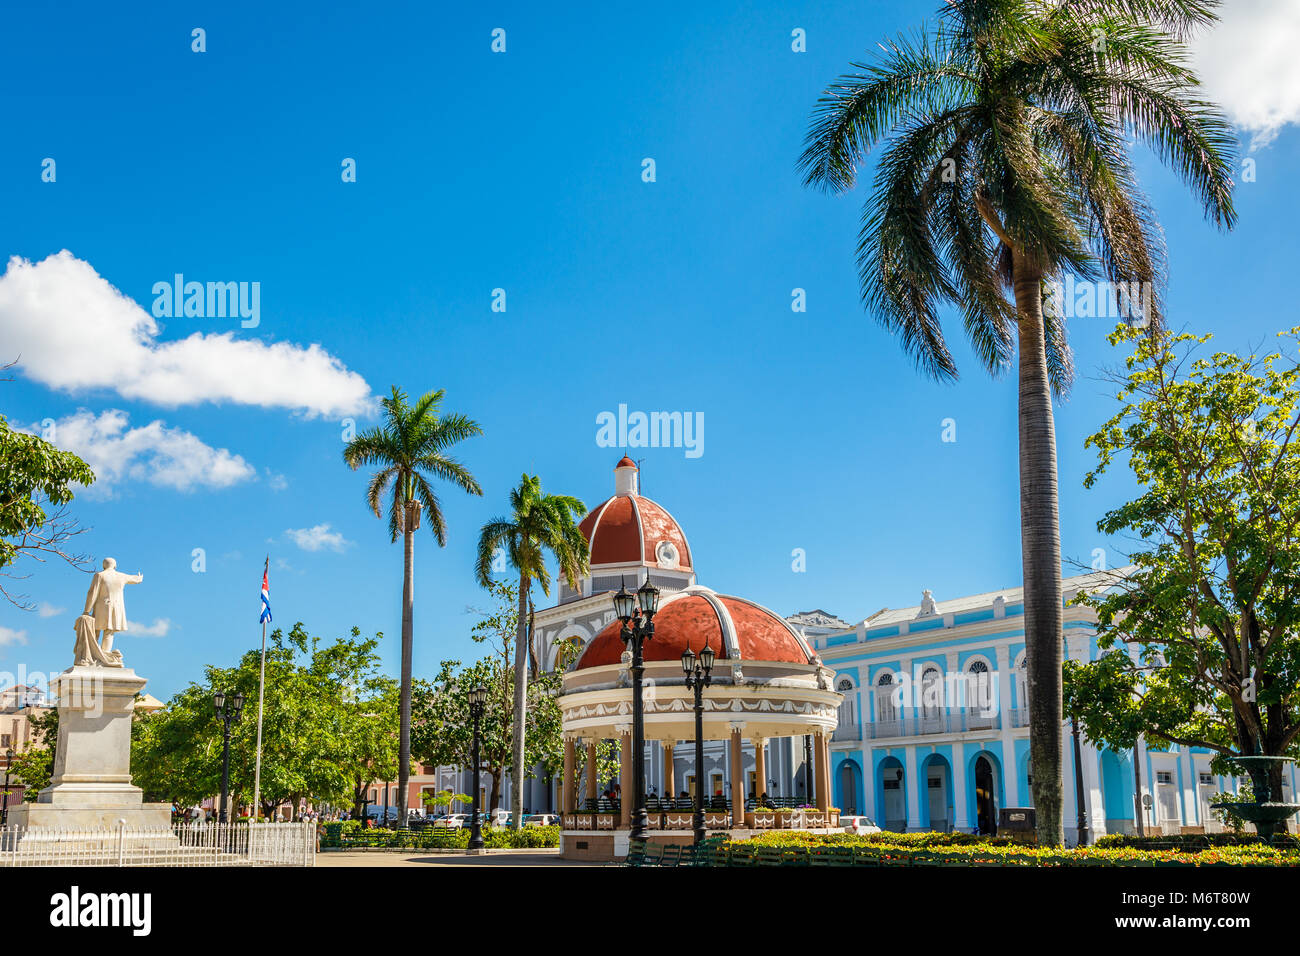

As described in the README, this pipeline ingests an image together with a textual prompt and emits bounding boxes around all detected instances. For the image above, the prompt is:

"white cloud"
[266,470,289,491]
[1191,0,1300,150]
[36,602,65,618]
[285,523,353,553]
[32,409,256,496]
[0,626,28,648]
[127,618,171,637]
[0,251,375,417]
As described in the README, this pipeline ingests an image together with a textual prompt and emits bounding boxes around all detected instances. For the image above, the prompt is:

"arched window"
[876,673,897,723]
[921,667,943,721]
[966,659,992,711]
[836,677,856,726]
[1014,654,1028,712]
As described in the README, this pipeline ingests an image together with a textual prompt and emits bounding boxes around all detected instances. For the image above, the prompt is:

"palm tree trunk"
[511,571,530,828]
[1013,252,1065,847]
[398,524,414,826]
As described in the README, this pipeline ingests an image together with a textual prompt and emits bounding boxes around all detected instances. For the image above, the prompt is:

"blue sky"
[2,0,1298,699]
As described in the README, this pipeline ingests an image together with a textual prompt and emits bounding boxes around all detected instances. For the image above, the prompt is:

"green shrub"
[1094,832,1299,851]
[721,831,1300,867]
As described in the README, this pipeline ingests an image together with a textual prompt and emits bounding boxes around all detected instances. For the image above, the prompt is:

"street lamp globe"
[212,690,227,715]
[681,646,696,676]
[636,577,660,617]
[613,578,636,623]
[699,639,715,674]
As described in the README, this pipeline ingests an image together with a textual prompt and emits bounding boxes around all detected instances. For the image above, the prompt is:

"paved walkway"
[316,850,602,867]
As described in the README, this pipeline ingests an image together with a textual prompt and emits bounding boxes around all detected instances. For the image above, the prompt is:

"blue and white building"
[810,573,1300,841]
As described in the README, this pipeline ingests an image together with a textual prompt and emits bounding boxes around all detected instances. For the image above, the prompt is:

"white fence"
[0,821,316,867]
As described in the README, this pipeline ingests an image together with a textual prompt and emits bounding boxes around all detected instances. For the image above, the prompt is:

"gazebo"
[556,584,843,860]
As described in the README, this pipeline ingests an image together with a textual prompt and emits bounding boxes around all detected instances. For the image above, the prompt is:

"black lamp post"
[212,689,245,823]
[467,683,488,851]
[2,748,14,826]
[682,638,715,846]
[615,575,660,842]
[804,735,814,804]
[1071,714,1090,846]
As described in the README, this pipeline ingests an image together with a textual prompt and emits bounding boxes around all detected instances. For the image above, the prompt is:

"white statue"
[918,589,937,617]
[81,557,143,661]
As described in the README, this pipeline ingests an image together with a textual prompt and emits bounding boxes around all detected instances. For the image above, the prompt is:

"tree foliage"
[0,414,95,608]
[1071,325,1300,794]
[132,623,398,817]
[411,580,569,812]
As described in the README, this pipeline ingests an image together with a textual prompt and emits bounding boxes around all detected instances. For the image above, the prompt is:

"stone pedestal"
[10,666,171,831]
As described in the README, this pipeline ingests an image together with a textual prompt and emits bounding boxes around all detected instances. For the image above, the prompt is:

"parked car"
[840,815,881,835]
[487,808,511,827]
[433,813,468,829]
[365,806,402,824]
[524,813,558,828]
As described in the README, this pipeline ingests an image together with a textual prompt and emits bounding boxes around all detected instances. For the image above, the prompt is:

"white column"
[1181,747,1198,826]
[905,745,921,830]
[953,744,969,830]
[995,644,1018,807]
[899,656,914,734]
[861,747,877,822]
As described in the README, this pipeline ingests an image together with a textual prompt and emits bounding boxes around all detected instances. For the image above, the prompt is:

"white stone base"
[9,801,172,831]
[12,665,170,836]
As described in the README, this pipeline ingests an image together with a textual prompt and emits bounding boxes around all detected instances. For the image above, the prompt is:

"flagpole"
[253,556,269,822]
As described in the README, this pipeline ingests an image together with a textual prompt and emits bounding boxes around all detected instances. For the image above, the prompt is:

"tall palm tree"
[799,0,1235,844]
[344,386,483,824]
[475,474,589,828]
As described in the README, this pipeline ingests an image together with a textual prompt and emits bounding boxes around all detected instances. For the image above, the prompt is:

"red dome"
[579,494,693,571]
[576,588,815,669]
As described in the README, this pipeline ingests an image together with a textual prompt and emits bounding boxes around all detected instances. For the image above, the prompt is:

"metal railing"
[859,712,1004,739]
[0,821,315,867]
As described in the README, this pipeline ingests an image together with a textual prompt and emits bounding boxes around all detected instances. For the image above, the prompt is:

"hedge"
[321,823,560,850]
[717,831,1300,866]
[1094,832,1299,851]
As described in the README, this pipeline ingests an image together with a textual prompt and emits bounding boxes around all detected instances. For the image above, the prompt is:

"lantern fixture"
[636,575,660,617]
[613,578,636,623]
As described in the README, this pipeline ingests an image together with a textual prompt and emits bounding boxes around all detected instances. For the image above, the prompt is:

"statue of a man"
[83,557,143,655]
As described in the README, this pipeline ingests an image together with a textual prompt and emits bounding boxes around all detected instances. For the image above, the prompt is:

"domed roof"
[579,458,692,572]
[575,587,815,669]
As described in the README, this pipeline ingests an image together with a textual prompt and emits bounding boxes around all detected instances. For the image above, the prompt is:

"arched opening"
[922,753,953,831]
[877,756,907,832]
[837,760,862,815]
[973,753,999,835]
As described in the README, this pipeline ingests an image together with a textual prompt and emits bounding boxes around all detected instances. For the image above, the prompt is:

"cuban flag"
[259,558,272,624]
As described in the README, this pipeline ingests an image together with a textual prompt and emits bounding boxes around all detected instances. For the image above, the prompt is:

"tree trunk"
[1013,252,1065,847]
[511,571,530,828]
[398,524,414,827]
[490,771,502,818]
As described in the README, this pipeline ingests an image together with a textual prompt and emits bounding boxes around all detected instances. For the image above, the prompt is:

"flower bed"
[708,830,1300,867]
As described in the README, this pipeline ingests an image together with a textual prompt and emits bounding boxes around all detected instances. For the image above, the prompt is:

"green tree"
[798,0,1236,844]
[1073,325,1300,814]
[343,386,483,824]
[412,580,569,815]
[132,624,398,818]
[475,475,589,827]
[0,413,95,609]
[9,707,58,799]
